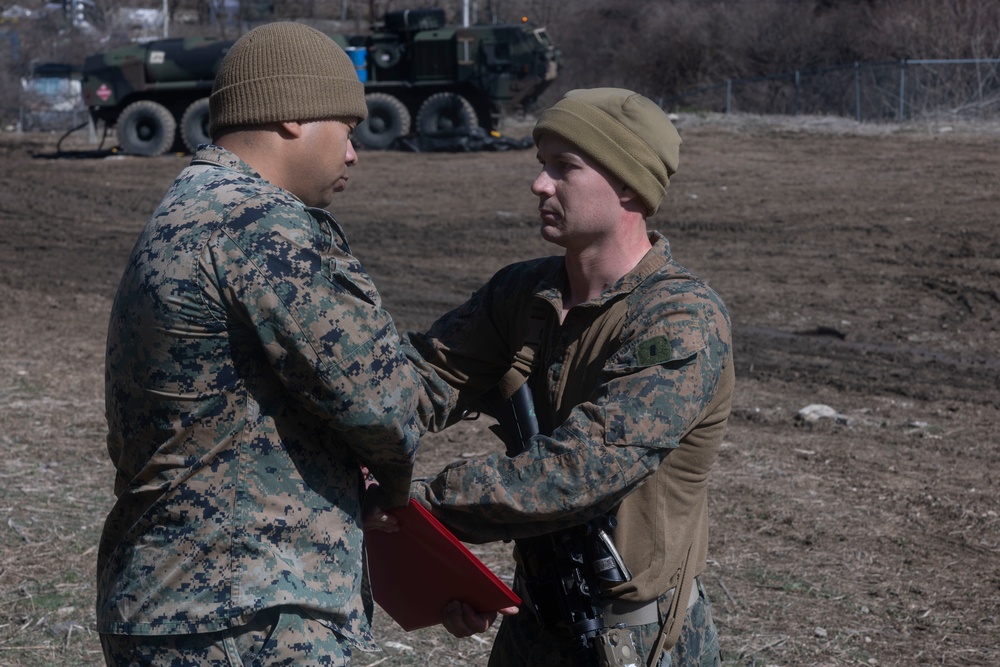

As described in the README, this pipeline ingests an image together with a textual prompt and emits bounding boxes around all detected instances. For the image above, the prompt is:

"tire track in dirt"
[735,324,1000,404]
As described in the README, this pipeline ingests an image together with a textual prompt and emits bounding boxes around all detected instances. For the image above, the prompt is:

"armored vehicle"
[80,9,559,156]
[81,36,225,156]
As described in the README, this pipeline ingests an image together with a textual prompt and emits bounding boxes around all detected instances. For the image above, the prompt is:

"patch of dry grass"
[0,358,112,666]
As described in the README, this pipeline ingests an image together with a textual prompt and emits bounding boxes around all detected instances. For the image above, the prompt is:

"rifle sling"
[648,543,696,665]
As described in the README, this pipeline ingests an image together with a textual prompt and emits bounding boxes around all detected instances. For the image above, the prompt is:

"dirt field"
[1,113,998,667]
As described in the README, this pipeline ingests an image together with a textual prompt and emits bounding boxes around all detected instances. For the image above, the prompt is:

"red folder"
[364,499,521,631]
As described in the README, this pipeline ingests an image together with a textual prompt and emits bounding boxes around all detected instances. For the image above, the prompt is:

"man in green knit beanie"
[98,22,423,665]
[398,88,733,666]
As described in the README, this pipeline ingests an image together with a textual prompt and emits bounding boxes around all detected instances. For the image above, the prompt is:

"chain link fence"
[663,59,1000,122]
[3,105,90,132]
[5,68,90,134]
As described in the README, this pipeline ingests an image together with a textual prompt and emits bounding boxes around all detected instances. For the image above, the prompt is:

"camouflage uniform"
[100,606,355,666]
[489,580,720,667]
[99,145,422,657]
[405,233,734,666]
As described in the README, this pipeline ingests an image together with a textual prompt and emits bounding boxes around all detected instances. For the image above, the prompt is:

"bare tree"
[871,0,1000,60]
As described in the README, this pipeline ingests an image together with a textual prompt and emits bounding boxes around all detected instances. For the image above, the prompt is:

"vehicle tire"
[354,93,411,150]
[116,100,177,157]
[415,92,478,136]
[180,98,211,153]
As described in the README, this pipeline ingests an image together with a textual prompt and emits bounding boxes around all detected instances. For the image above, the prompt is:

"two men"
[404,89,734,666]
[99,23,422,665]
[98,20,732,665]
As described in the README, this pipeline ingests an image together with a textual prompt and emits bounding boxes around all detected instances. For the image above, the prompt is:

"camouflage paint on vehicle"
[81,37,231,124]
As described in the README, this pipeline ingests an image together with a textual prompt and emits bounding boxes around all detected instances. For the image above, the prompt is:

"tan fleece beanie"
[210,22,367,138]
[533,88,681,215]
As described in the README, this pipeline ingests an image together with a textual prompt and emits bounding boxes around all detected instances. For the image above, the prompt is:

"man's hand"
[440,600,519,638]
[362,483,400,533]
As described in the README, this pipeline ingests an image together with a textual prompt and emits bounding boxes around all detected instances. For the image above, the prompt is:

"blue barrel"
[345,47,368,83]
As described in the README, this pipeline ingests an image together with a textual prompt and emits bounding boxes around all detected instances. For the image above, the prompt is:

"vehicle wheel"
[116,100,177,157]
[354,93,411,150]
[415,92,478,136]
[180,98,211,153]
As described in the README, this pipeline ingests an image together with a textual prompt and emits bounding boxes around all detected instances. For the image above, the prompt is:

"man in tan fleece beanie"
[396,87,730,667]
[98,22,423,666]
[532,87,681,216]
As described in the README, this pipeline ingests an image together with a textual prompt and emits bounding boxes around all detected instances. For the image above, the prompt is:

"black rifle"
[477,383,639,667]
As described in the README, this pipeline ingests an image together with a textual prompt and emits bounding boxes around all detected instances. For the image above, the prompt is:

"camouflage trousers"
[489,577,720,667]
[100,606,358,667]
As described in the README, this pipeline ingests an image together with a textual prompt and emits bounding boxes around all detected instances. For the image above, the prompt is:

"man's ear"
[279,120,306,138]
[618,184,649,215]
[619,184,639,206]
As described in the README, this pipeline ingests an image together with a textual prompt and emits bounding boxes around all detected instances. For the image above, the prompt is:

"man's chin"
[310,194,335,209]
[539,228,567,247]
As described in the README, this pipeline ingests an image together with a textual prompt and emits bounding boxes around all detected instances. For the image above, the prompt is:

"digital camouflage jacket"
[404,233,734,604]
[99,146,422,643]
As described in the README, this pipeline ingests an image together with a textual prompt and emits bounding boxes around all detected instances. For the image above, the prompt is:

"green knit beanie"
[532,88,681,215]
[210,22,367,138]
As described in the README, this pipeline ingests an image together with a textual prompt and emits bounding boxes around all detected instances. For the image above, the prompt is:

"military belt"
[599,596,660,627]
[602,578,702,628]
[515,572,701,629]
